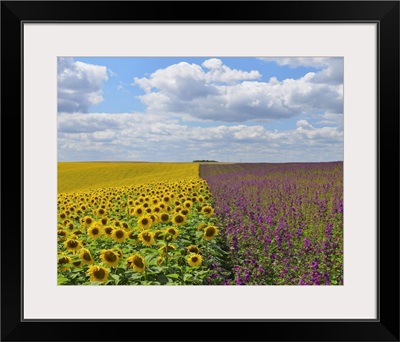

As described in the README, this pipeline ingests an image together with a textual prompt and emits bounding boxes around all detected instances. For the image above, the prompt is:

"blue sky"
[57,57,343,162]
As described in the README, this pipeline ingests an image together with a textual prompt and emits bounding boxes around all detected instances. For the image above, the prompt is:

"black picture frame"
[1,1,399,341]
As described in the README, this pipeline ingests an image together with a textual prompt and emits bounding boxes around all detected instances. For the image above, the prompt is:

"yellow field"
[58,162,199,193]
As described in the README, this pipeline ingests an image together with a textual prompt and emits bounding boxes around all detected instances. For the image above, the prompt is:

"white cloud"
[260,57,332,68]
[58,113,343,162]
[58,58,108,113]
[134,58,343,122]
[260,57,343,85]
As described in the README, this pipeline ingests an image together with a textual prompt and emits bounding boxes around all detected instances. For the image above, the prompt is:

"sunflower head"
[72,259,82,267]
[66,222,74,231]
[159,213,170,223]
[126,254,146,273]
[187,245,200,255]
[58,254,72,272]
[83,216,94,227]
[112,228,128,243]
[165,227,179,240]
[88,265,109,283]
[100,249,120,267]
[121,221,129,230]
[114,248,124,258]
[197,223,208,231]
[138,230,155,247]
[103,226,114,238]
[72,229,83,236]
[57,229,68,241]
[172,214,185,226]
[87,224,102,239]
[183,200,193,210]
[152,206,161,214]
[138,216,152,230]
[79,248,94,265]
[64,238,81,251]
[180,209,189,216]
[202,206,214,217]
[203,225,218,241]
[157,256,164,266]
[154,230,165,241]
[128,229,139,241]
[100,217,108,226]
[96,208,106,216]
[158,244,176,256]
[187,254,202,267]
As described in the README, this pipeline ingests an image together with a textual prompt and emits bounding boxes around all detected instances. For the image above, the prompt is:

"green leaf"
[157,273,168,285]
[166,273,179,279]
[111,274,120,285]
[129,273,143,280]
[57,276,69,285]
[183,274,192,282]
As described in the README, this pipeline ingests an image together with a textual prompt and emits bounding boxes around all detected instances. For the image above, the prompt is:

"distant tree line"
[193,160,218,163]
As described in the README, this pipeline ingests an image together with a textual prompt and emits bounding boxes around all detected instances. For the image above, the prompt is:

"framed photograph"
[1,1,399,341]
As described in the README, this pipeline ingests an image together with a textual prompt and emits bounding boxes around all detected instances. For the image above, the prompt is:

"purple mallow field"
[200,162,343,285]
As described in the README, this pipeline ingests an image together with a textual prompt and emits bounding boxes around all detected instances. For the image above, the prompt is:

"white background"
[24,23,377,319]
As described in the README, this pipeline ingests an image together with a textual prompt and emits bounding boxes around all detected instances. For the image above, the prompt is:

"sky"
[57,57,343,162]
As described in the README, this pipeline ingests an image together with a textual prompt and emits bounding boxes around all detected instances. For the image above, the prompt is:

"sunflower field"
[57,168,230,285]
[58,162,199,193]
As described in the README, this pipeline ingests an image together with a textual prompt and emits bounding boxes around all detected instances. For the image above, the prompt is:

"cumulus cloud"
[58,57,108,113]
[134,58,343,122]
[260,57,343,85]
[58,113,343,162]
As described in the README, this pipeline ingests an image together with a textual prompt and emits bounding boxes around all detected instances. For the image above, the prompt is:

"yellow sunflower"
[100,249,120,267]
[138,230,155,247]
[87,265,109,283]
[158,244,176,255]
[112,228,128,243]
[197,223,207,231]
[154,256,163,267]
[187,245,200,254]
[72,229,83,236]
[103,226,114,238]
[137,216,152,230]
[183,200,193,210]
[172,214,186,226]
[79,248,94,265]
[72,259,82,267]
[203,225,218,241]
[100,217,108,226]
[87,224,102,239]
[96,208,106,216]
[202,206,214,217]
[187,254,202,267]
[59,212,67,220]
[159,213,170,224]
[126,254,146,273]
[64,238,81,252]
[165,227,179,240]
[154,230,165,241]
[114,248,124,258]
[58,254,72,272]
[180,209,189,217]
[83,215,94,227]
[57,229,68,241]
